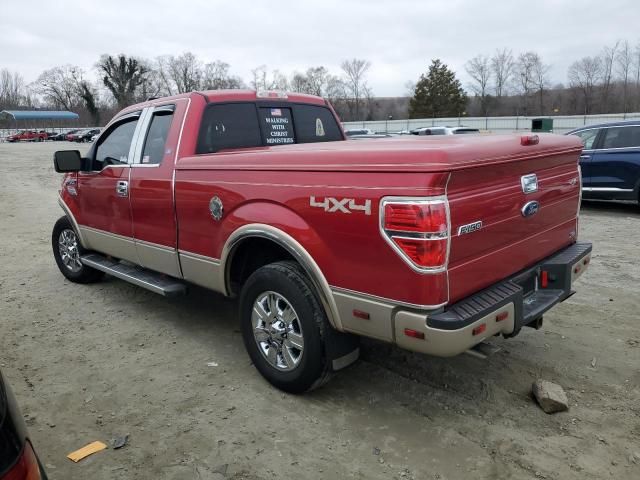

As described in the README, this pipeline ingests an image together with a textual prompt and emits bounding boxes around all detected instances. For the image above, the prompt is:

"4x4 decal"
[309,196,372,215]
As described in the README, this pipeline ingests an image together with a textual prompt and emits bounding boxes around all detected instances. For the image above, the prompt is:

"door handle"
[116,180,129,197]
[579,155,591,160]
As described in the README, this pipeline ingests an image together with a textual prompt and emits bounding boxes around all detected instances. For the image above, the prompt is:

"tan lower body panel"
[80,227,139,264]
[135,240,182,278]
[331,287,518,357]
[179,251,225,293]
[333,290,395,341]
[394,303,515,357]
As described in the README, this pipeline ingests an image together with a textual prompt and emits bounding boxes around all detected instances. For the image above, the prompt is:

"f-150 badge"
[458,221,482,235]
[310,196,371,215]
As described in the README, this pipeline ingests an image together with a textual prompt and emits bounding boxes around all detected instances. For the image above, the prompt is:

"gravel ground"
[1,142,639,480]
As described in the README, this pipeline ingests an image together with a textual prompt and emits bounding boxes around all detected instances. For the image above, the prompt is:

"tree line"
[463,40,640,117]
[1,40,640,125]
[0,53,374,125]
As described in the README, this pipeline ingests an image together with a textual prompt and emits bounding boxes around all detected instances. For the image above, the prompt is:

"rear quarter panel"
[174,166,450,307]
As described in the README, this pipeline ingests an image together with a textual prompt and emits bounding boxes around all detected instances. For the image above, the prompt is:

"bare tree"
[0,69,27,108]
[491,48,514,98]
[635,41,640,110]
[568,56,603,114]
[616,40,633,113]
[155,55,176,96]
[465,55,492,115]
[202,61,244,89]
[515,52,539,115]
[33,65,82,110]
[166,52,202,93]
[98,54,149,109]
[532,54,551,115]
[289,67,331,96]
[340,58,372,120]
[250,65,289,91]
[600,41,619,111]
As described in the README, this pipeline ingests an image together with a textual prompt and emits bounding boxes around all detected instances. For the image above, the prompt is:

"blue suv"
[567,120,640,204]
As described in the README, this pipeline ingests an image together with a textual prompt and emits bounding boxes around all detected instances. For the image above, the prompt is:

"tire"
[239,261,332,393]
[52,216,104,283]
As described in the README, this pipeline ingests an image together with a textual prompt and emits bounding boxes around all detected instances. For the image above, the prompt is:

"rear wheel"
[52,216,104,283]
[239,261,332,393]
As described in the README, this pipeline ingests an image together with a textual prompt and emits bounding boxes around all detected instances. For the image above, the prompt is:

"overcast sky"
[1,0,638,97]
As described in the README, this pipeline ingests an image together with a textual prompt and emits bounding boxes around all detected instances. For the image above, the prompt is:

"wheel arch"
[58,195,87,248]
[221,224,343,330]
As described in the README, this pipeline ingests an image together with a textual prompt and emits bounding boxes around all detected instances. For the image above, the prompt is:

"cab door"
[75,111,145,263]
[590,125,640,193]
[571,127,601,189]
[129,100,187,277]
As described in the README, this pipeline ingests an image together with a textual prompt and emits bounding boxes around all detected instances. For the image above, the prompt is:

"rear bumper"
[335,241,592,357]
[397,241,592,356]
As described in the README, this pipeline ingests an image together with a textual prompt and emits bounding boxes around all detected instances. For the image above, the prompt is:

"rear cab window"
[196,101,343,154]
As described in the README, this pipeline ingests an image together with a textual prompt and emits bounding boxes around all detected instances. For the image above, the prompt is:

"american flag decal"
[270,108,282,116]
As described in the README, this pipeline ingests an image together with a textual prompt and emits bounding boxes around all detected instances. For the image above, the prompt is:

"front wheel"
[239,261,332,393]
[52,216,104,283]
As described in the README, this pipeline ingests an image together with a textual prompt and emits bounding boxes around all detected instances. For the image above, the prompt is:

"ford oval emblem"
[521,201,540,217]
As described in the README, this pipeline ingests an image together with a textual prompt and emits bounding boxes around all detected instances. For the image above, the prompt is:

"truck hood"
[177,133,583,173]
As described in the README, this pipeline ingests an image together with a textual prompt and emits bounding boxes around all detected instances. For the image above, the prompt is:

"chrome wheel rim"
[58,228,82,273]
[252,291,304,371]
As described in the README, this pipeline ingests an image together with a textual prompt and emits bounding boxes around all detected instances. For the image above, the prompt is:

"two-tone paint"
[58,90,586,355]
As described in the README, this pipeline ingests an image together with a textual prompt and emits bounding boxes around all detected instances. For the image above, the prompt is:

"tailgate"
[446,138,582,303]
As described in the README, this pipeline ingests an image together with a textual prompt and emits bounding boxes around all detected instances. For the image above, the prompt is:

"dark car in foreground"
[0,370,46,479]
[567,120,640,204]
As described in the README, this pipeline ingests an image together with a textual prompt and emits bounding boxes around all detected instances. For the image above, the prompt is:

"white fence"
[343,112,640,134]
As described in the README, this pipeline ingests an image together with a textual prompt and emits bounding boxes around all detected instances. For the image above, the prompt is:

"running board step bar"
[80,253,187,297]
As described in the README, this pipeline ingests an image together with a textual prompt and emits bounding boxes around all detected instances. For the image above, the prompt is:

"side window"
[196,103,261,154]
[141,111,174,164]
[601,126,640,149]
[573,129,599,150]
[95,118,139,168]
[292,105,343,143]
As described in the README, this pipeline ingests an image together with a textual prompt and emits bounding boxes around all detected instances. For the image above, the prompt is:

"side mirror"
[54,150,82,173]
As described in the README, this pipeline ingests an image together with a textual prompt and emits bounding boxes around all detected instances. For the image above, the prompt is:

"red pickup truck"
[51,90,591,393]
[7,130,48,142]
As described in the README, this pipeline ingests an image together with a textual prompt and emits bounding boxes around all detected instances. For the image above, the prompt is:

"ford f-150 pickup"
[51,90,592,393]
[7,130,48,142]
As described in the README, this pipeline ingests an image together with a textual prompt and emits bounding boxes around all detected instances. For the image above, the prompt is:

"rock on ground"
[532,380,569,414]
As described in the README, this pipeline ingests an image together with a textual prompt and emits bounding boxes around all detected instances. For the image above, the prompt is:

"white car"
[410,126,480,136]
[344,128,375,137]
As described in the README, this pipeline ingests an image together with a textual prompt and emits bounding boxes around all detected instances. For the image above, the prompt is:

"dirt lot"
[0,141,639,479]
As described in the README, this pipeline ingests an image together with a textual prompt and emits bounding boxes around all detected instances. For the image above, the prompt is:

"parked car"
[51,90,591,393]
[74,129,101,143]
[0,369,47,479]
[90,133,100,142]
[65,129,88,141]
[567,121,640,204]
[48,131,70,141]
[344,128,374,136]
[410,126,480,135]
[6,130,48,142]
[347,133,393,140]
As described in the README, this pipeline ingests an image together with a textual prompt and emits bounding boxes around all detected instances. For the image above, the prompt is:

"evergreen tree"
[409,59,468,118]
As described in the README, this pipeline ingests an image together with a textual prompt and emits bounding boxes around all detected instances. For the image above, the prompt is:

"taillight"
[380,197,450,272]
[3,443,41,480]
